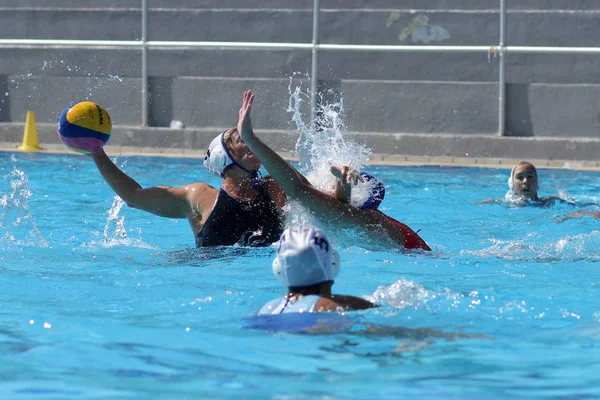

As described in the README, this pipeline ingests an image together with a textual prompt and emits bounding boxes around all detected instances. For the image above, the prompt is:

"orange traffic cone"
[17,111,44,152]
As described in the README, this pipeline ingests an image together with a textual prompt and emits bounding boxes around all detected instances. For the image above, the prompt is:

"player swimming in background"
[236,89,430,251]
[92,127,286,247]
[477,161,572,207]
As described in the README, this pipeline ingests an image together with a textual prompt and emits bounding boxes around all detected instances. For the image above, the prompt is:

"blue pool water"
[1,151,600,399]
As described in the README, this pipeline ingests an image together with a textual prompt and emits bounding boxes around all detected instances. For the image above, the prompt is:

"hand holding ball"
[57,101,112,155]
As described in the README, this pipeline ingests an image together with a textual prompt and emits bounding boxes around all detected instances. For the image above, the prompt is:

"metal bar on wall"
[3,38,600,132]
[3,39,600,55]
[310,0,320,130]
[141,0,148,127]
[498,0,506,136]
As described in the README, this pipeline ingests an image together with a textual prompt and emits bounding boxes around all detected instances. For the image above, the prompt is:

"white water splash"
[368,278,465,311]
[286,77,371,193]
[97,158,153,249]
[0,155,48,247]
[284,77,375,245]
[461,231,600,262]
[102,195,128,246]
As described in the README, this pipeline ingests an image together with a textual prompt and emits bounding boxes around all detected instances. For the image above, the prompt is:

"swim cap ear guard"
[507,165,517,194]
[350,173,386,210]
[272,225,341,289]
[204,131,234,177]
[203,130,259,180]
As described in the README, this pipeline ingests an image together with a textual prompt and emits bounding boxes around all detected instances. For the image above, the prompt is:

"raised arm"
[238,92,361,220]
[92,149,195,218]
[237,90,405,248]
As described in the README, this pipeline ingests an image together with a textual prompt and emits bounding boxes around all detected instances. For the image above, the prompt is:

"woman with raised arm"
[236,90,430,251]
[92,127,286,247]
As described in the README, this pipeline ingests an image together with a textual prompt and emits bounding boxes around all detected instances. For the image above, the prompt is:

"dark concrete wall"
[1,2,600,139]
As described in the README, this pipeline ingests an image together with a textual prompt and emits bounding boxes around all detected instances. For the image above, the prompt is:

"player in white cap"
[92,126,286,247]
[258,225,375,315]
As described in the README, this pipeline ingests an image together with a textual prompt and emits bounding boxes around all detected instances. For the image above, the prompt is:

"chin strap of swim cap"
[220,133,260,184]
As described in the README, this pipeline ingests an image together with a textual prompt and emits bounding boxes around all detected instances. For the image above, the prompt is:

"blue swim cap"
[350,173,385,210]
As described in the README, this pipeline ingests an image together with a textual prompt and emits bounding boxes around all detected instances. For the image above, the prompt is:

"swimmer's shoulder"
[181,182,218,196]
[314,297,343,312]
[313,295,376,312]
[261,176,286,207]
[260,175,278,189]
[181,182,219,210]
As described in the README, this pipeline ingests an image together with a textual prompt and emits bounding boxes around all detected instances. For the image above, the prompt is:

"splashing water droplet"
[0,156,48,247]
[286,77,371,193]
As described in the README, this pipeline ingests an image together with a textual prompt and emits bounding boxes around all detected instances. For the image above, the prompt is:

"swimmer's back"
[258,295,322,315]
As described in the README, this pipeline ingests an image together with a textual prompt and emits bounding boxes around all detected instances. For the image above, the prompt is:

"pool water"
[1,151,600,399]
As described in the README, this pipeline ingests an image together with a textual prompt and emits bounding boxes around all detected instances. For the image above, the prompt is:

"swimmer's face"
[225,129,261,171]
[512,164,538,199]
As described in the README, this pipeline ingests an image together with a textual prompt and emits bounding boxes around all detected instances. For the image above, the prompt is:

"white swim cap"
[272,225,341,289]
[203,130,234,177]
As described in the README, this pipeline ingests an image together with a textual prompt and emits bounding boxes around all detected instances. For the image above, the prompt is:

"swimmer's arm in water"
[543,195,571,204]
[474,198,503,205]
[92,149,205,218]
[237,92,342,208]
[555,210,600,222]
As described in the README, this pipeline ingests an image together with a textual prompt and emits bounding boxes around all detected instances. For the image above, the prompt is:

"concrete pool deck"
[1,123,600,172]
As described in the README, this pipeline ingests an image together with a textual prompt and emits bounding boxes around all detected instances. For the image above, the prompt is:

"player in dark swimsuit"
[195,179,283,247]
[92,127,286,247]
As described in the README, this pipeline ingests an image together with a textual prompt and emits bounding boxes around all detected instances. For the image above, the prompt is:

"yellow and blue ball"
[57,101,112,155]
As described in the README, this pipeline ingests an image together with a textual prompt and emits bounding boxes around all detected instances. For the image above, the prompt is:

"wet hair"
[512,161,537,178]
[222,128,237,151]
[220,127,258,179]
[287,281,333,295]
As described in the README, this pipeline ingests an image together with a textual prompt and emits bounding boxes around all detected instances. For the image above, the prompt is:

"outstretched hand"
[330,165,364,185]
[237,90,255,141]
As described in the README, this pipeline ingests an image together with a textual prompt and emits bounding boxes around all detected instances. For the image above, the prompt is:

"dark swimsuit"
[195,182,284,247]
